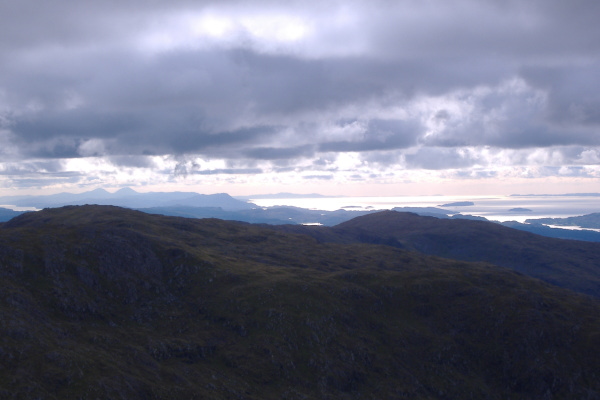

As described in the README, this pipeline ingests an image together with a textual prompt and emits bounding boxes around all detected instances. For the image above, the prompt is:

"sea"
[249,194,600,223]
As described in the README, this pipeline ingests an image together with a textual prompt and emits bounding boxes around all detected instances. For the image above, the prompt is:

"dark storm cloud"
[0,160,69,175]
[319,119,421,152]
[10,104,278,158]
[1,0,600,186]
[366,0,600,62]
[107,156,157,169]
[0,0,222,51]
[229,51,511,114]
[520,65,600,126]
[12,109,139,143]
[404,148,479,170]
[243,145,314,160]
[420,83,600,150]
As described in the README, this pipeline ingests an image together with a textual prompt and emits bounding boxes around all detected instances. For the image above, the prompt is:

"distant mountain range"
[3,189,600,244]
[0,205,598,398]
[0,187,255,210]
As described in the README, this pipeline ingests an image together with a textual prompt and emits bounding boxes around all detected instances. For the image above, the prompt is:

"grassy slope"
[272,210,600,297]
[0,205,598,399]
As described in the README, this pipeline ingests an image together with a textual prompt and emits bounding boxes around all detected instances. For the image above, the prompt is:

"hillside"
[272,211,600,298]
[138,204,375,226]
[500,220,600,242]
[0,206,599,399]
[0,207,24,222]
[140,205,600,243]
[527,212,600,229]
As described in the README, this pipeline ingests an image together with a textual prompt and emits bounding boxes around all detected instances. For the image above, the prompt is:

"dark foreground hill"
[271,211,600,298]
[0,206,599,399]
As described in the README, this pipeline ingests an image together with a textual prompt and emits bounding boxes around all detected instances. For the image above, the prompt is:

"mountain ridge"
[0,188,255,210]
[0,205,598,399]
[270,210,600,297]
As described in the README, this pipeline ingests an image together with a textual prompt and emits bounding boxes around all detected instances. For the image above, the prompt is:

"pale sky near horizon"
[1,0,600,197]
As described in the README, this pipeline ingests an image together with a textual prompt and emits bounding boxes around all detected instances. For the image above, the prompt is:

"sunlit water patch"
[0,205,39,212]
[249,195,600,223]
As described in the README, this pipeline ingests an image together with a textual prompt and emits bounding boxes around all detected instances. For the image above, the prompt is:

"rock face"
[0,205,599,399]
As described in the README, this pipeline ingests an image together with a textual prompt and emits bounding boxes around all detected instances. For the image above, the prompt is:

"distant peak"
[115,187,138,195]
[88,188,110,194]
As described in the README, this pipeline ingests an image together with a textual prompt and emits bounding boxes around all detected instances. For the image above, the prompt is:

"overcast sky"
[1,0,600,196]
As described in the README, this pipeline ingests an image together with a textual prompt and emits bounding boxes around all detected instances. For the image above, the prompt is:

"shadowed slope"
[272,210,600,297]
[0,206,599,399]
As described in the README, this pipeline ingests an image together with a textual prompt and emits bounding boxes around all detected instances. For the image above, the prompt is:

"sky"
[1,0,600,196]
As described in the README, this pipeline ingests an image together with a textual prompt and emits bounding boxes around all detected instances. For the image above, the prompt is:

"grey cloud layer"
[1,0,599,177]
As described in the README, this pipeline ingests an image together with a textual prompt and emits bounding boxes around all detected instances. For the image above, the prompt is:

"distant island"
[439,201,474,207]
[508,208,532,212]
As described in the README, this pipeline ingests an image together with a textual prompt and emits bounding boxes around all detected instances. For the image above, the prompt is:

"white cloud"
[577,149,600,164]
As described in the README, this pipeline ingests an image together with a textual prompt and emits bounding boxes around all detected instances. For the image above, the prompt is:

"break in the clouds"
[1,0,600,194]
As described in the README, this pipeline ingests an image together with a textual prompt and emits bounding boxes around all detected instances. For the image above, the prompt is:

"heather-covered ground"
[0,206,598,399]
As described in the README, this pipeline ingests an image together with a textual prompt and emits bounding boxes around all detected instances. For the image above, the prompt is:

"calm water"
[249,195,600,223]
